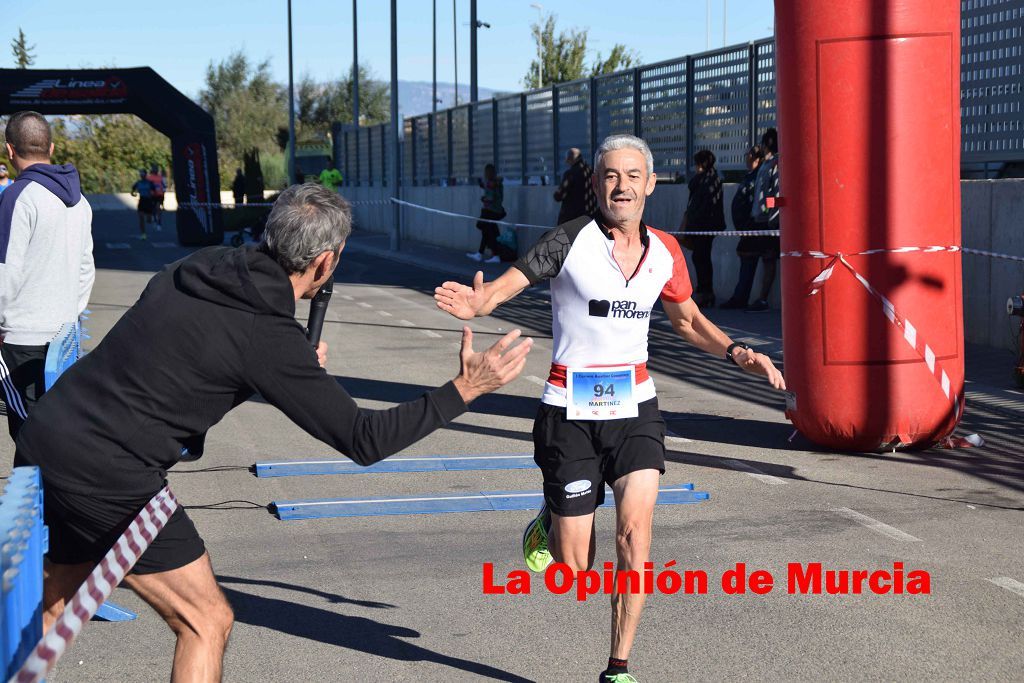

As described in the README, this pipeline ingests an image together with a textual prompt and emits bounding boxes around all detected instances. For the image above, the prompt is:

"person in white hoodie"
[0,110,94,439]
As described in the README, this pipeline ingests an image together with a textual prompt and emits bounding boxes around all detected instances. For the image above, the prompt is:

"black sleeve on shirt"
[513,214,592,285]
[245,315,467,466]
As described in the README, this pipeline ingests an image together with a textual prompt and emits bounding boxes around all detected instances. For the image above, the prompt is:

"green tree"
[11,28,35,68]
[199,50,287,188]
[523,15,641,88]
[523,15,587,89]
[50,115,171,193]
[592,44,641,76]
[296,65,389,138]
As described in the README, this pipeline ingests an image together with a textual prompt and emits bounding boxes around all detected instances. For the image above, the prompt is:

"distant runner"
[130,169,153,240]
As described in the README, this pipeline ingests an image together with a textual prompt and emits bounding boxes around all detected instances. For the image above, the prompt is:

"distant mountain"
[398,80,504,119]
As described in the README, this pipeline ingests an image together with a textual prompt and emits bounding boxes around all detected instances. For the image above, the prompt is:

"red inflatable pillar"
[775,0,964,450]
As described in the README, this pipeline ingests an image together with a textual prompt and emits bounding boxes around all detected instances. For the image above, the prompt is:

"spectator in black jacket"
[553,148,597,225]
[721,145,766,309]
[678,149,725,307]
[15,182,533,682]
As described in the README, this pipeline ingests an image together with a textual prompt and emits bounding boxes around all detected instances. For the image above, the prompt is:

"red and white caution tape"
[799,250,965,422]
[13,487,179,683]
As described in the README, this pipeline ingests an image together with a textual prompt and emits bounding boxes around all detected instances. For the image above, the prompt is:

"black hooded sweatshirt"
[14,245,468,497]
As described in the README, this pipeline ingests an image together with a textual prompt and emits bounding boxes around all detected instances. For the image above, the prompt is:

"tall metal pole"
[723,0,727,46]
[470,0,478,102]
[432,0,438,112]
[352,0,359,126]
[389,0,401,250]
[287,0,296,184]
[453,0,459,105]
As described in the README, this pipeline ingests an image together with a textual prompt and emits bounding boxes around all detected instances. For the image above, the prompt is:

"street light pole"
[352,0,359,126]
[433,0,438,112]
[287,0,296,185]
[470,0,477,102]
[389,0,401,250]
[453,0,459,105]
[530,3,543,88]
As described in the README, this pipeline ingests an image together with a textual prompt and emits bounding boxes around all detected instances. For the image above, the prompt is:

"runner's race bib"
[566,366,638,420]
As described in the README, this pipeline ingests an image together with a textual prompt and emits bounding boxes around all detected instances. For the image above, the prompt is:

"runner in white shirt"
[435,134,785,683]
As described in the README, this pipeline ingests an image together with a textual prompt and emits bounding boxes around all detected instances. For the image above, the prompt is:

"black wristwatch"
[725,342,752,365]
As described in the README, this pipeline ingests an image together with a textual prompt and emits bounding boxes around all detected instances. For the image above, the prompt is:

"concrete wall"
[344,179,1024,351]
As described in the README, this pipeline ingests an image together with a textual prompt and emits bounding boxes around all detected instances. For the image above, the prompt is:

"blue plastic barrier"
[0,466,46,680]
[43,321,81,392]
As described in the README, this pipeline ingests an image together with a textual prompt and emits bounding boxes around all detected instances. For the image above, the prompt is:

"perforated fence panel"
[754,40,778,141]
[473,101,495,170]
[496,96,522,181]
[640,58,688,179]
[525,89,554,183]
[451,106,471,182]
[433,110,450,184]
[691,45,751,170]
[961,0,1024,162]
[403,118,414,185]
[413,116,430,185]
[595,71,635,142]
[555,80,591,167]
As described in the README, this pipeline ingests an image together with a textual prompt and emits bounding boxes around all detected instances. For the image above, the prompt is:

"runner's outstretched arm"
[662,297,786,390]
[434,268,531,319]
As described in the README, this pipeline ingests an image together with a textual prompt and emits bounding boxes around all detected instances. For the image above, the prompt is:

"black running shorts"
[533,397,666,517]
[43,483,206,574]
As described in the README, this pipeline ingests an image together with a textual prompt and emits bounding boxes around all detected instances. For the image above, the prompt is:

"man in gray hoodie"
[0,110,95,439]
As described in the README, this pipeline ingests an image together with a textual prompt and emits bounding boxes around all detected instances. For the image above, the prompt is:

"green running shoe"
[522,503,552,572]
[599,674,638,683]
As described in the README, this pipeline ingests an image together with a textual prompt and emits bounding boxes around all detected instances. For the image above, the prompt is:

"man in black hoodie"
[0,111,95,439]
[14,182,533,681]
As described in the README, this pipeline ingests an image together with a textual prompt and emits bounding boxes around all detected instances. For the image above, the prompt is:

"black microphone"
[306,275,334,347]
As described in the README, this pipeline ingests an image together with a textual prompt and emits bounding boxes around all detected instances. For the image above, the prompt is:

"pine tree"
[11,28,36,69]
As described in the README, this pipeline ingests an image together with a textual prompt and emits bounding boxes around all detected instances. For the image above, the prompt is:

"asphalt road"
[2,212,1022,682]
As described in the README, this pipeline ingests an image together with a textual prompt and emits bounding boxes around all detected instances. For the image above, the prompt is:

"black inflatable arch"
[0,67,222,245]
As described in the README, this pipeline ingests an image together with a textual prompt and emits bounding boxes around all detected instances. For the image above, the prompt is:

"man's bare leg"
[549,511,597,571]
[609,468,659,660]
[123,552,233,683]
[43,560,94,631]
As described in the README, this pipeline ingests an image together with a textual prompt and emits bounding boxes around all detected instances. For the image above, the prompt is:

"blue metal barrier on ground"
[0,466,46,680]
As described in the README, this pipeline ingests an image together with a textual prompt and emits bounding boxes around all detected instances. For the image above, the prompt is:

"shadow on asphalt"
[218,584,534,682]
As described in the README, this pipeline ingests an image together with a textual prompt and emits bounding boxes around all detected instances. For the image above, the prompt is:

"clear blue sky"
[5,0,775,99]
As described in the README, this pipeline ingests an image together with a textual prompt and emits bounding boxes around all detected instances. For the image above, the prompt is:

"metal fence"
[341,0,1024,187]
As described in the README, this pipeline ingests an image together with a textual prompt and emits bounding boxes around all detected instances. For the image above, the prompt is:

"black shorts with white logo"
[533,397,666,517]
[43,483,206,574]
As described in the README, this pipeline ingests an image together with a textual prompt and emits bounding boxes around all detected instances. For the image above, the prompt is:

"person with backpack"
[720,145,767,309]
[745,128,781,312]
[677,149,725,308]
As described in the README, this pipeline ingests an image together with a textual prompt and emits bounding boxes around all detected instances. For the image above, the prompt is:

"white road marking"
[340,295,354,301]
[420,330,443,339]
[357,302,372,309]
[377,310,393,317]
[725,459,786,485]
[832,508,922,542]
[987,577,1024,598]
[524,375,547,386]
[397,320,416,327]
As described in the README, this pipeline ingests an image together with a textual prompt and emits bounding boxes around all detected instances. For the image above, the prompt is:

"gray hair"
[261,183,352,274]
[594,134,654,175]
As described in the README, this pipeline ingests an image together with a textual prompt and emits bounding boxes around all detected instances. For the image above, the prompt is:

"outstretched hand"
[435,271,486,320]
[452,327,533,404]
[734,348,786,390]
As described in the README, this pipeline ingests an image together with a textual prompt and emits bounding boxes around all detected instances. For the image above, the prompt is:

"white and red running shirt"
[513,215,693,407]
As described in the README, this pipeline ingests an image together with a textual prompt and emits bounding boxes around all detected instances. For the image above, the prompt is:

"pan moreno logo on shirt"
[587,299,650,320]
